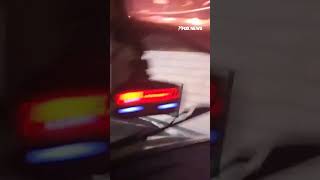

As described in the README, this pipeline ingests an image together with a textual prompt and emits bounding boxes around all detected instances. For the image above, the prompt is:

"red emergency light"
[115,88,180,106]
[17,89,108,145]
[111,81,182,118]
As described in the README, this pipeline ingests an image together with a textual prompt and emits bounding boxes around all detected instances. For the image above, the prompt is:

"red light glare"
[115,88,180,106]
[17,89,108,144]
[211,81,224,119]
[126,0,210,29]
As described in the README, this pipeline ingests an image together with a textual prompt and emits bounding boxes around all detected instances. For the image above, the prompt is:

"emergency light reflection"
[157,103,178,110]
[26,142,107,164]
[118,106,144,114]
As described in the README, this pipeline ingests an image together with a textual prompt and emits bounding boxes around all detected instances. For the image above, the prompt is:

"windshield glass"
[142,50,210,135]
[110,0,210,154]
[110,45,210,144]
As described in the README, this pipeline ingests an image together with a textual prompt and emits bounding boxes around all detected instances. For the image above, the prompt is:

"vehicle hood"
[110,117,208,161]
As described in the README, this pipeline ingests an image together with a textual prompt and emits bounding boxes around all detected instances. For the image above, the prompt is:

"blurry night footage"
[110,0,210,180]
[1,0,212,180]
[4,0,108,179]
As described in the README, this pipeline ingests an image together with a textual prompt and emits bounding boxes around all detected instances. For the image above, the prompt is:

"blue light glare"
[211,130,220,144]
[157,103,178,110]
[118,106,144,114]
[26,142,107,164]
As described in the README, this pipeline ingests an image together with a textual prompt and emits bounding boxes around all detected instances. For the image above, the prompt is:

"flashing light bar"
[18,90,107,142]
[117,106,144,114]
[115,88,180,106]
[25,142,107,164]
[31,96,105,123]
[157,103,178,110]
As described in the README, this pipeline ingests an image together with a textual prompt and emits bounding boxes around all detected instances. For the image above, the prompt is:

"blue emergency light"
[25,142,107,164]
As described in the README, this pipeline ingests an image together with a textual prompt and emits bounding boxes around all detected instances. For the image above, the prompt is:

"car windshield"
[142,50,210,136]
[110,50,210,146]
[110,0,210,154]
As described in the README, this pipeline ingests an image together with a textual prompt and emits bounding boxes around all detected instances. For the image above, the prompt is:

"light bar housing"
[112,81,182,118]
[115,88,180,106]
[17,89,108,146]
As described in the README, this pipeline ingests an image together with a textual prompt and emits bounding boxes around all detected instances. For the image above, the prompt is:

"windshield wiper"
[110,105,210,149]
